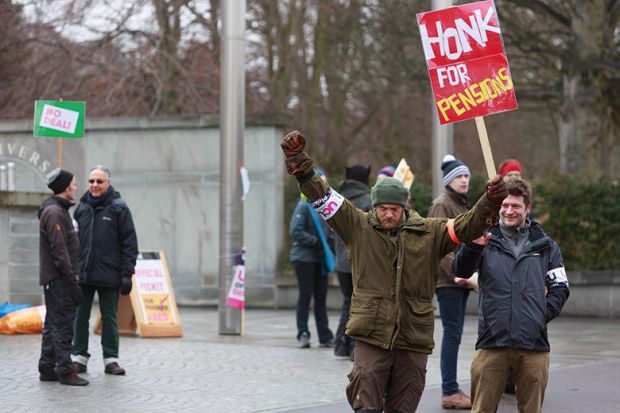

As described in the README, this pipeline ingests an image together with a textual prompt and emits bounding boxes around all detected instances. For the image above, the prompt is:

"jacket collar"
[445,186,468,207]
[489,220,550,252]
[38,195,72,218]
[80,185,120,207]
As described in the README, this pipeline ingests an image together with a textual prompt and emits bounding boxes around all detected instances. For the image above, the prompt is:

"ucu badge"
[312,188,344,220]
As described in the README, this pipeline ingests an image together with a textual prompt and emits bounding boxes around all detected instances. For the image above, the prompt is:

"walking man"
[453,179,570,413]
[38,168,88,386]
[281,130,507,412]
[72,166,138,375]
[429,154,473,409]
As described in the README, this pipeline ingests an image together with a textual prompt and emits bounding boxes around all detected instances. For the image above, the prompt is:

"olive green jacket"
[300,173,497,354]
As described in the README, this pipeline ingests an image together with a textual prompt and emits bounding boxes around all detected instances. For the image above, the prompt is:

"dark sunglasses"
[88,179,106,184]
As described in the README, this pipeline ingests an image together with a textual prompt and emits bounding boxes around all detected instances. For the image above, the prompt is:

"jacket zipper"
[388,230,405,350]
[82,204,96,280]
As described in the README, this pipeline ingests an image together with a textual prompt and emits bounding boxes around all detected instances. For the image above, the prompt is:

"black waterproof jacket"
[73,187,138,289]
[335,179,372,273]
[38,196,80,285]
[453,221,570,352]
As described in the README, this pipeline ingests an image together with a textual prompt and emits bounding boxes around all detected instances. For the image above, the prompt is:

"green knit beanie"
[371,177,408,207]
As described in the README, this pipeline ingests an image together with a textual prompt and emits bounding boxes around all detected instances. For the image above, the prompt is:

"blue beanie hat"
[441,155,470,186]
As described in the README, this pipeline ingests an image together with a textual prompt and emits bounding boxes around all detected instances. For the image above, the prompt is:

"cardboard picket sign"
[392,158,415,190]
[33,100,85,138]
[417,0,518,125]
[94,251,182,338]
[417,0,518,177]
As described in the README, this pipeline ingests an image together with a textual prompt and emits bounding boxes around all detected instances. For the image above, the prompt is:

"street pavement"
[0,307,618,413]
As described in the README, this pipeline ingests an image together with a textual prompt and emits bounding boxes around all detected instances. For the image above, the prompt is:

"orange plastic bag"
[0,305,46,335]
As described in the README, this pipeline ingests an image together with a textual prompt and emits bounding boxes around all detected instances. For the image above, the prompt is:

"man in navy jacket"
[453,179,569,413]
[71,166,138,376]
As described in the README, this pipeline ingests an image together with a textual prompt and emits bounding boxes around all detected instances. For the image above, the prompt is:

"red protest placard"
[417,0,517,124]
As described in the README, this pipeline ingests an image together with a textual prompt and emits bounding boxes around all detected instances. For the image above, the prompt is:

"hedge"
[278,173,620,274]
[534,175,620,271]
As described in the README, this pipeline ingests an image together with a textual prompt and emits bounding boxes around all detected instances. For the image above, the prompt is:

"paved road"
[0,308,618,412]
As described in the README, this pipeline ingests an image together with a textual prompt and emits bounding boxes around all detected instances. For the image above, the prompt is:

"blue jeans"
[436,287,470,396]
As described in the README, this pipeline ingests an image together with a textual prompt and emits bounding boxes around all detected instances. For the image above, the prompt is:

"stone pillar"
[0,191,48,304]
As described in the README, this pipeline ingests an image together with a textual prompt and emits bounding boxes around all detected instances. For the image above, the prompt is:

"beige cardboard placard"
[94,250,182,338]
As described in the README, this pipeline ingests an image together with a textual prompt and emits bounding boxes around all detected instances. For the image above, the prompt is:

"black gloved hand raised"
[485,175,508,205]
[120,277,133,295]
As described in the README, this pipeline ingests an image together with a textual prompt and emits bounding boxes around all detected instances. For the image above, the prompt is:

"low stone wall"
[558,271,620,318]
[248,271,620,319]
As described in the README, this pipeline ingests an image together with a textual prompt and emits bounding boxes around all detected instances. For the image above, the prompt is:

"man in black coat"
[38,168,88,386]
[71,166,138,375]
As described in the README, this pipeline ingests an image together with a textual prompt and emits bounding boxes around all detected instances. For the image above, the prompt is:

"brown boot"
[441,390,472,409]
[73,361,87,374]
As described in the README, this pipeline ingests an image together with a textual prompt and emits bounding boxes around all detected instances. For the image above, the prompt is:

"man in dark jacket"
[428,154,473,409]
[453,179,569,413]
[334,165,372,359]
[71,166,138,375]
[38,168,88,386]
[281,130,507,413]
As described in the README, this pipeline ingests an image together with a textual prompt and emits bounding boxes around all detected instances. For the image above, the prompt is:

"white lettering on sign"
[437,64,470,87]
[420,7,500,61]
[39,104,79,134]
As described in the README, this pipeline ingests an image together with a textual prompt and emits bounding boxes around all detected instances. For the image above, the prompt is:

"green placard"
[33,100,85,138]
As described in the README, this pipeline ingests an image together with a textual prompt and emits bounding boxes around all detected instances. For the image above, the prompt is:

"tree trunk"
[558,1,608,176]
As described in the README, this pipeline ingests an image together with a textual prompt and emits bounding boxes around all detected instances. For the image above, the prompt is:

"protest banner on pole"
[417,0,517,178]
[225,249,246,334]
[33,100,85,167]
[225,251,246,310]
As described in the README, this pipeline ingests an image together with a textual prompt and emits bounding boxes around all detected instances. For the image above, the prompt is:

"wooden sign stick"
[475,116,497,179]
[56,97,64,168]
[56,139,63,168]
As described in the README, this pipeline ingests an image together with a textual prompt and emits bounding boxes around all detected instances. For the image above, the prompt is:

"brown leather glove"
[285,152,313,176]
[281,130,306,156]
[485,175,508,205]
[281,130,313,176]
